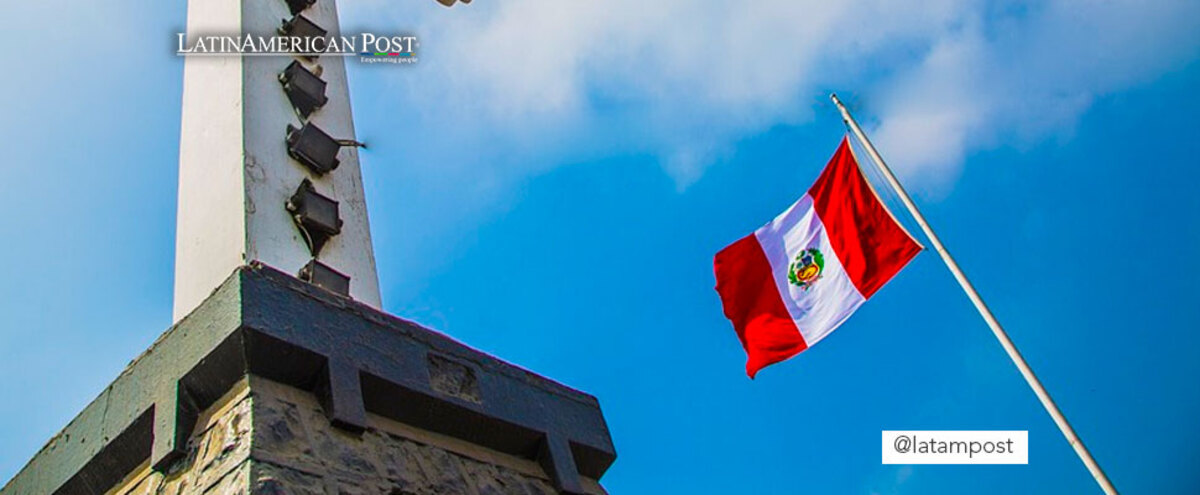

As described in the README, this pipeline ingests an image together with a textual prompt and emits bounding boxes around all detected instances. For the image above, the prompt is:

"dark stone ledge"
[1,263,616,495]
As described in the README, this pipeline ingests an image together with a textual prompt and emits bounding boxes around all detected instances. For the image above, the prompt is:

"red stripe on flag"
[714,234,808,378]
[809,138,922,298]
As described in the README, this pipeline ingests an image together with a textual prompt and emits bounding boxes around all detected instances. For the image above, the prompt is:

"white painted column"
[173,0,381,321]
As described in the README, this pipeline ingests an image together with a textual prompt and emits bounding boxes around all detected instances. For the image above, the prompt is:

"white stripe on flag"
[754,194,867,347]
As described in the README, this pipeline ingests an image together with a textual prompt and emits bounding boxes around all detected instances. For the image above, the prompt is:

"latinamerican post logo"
[177,32,420,64]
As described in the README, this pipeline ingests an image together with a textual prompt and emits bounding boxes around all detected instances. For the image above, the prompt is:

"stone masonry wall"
[106,378,254,495]
[105,376,605,495]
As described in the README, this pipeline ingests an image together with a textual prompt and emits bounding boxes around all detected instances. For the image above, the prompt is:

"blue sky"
[2,1,1199,493]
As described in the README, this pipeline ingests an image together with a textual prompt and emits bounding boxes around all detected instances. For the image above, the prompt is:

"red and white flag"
[715,138,922,378]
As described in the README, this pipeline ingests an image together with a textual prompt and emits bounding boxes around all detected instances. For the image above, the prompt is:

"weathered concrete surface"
[174,0,383,322]
[3,264,615,495]
[107,376,604,495]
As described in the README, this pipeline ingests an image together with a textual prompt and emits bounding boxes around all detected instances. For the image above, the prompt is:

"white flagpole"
[830,93,1117,494]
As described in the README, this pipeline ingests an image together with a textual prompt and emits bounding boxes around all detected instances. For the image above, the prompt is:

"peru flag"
[715,137,922,378]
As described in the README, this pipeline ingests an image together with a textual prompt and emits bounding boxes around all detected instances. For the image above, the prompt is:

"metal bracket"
[284,0,317,16]
[286,123,343,174]
[298,259,351,297]
[286,179,342,256]
[279,60,328,118]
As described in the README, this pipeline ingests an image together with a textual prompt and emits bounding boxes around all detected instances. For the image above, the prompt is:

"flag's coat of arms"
[788,248,825,289]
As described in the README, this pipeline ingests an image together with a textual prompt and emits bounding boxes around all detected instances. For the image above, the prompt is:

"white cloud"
[873,1,1200,188]
[342,0,1200,191]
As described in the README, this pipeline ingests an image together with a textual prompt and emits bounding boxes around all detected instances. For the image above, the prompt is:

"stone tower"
[0,1,615,494]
